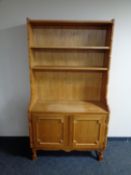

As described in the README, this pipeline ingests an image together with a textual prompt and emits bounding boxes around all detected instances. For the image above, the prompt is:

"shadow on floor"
[0,137,98,160]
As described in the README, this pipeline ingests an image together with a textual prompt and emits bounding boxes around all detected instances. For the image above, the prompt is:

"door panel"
[32,114,67,148]
[71,114,106,149]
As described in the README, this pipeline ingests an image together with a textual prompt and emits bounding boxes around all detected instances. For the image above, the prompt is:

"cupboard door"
[32,114,67,148]
[71,114,106,149]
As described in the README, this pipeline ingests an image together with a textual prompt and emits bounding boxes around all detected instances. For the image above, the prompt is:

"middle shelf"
[30,46,110,50]
[31,66,108,71]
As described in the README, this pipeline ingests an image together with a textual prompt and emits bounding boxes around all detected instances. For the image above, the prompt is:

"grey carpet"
[0,138,131,175]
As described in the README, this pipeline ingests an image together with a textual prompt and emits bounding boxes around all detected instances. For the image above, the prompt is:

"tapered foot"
[32,149,37,160]
[97,151,104,161]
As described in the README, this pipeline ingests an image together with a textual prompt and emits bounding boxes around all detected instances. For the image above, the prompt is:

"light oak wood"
[32,27,106,47]
[27,19,114,160]
[31,49,107,69]
[32,66,108,71]
[71,114,106,149]
[30,46,110,50]
[32,71,103,101]
[32,114,68,148]
[29,19,113,26]
[29,101,108,113]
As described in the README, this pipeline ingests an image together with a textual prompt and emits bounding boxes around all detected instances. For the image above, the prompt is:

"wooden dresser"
[27,19,114,160]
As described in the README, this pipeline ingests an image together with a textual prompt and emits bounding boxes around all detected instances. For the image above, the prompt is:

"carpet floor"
[0,138,131,175]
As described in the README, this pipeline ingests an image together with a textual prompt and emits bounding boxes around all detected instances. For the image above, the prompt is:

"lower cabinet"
[31,113,107,159]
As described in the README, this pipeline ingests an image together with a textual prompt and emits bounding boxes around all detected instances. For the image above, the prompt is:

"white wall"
[0,0,131,136]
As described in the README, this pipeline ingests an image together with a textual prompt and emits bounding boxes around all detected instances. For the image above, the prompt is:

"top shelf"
[30,46,110,50]
[28,19,114,27]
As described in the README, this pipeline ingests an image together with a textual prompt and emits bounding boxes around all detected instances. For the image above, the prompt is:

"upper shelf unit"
[28,19,113,48]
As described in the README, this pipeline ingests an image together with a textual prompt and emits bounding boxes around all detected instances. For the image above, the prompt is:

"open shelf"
[30,46,110,50]
[29,100,108,113]
[31,66,108,71]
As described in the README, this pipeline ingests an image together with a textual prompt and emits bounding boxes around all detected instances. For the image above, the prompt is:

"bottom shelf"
[29,100,108,113]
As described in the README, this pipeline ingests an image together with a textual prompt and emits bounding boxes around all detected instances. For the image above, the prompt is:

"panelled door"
[32,114,68,149]
[71,114,106,149]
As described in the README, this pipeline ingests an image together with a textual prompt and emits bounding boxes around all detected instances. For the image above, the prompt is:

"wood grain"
[32,49,105,68]
[30,100,108,113]
[71,114,106,149]
[32,27,107,47]
[33,71,103,101]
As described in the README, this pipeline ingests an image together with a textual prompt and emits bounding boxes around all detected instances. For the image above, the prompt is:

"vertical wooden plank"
[101,20,114,107]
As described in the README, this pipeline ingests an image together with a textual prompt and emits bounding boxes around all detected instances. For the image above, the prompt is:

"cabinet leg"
[97,150,104,161]
[32,149,37,160]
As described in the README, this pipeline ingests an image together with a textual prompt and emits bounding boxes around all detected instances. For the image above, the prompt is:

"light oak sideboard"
[27,19,114,160]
